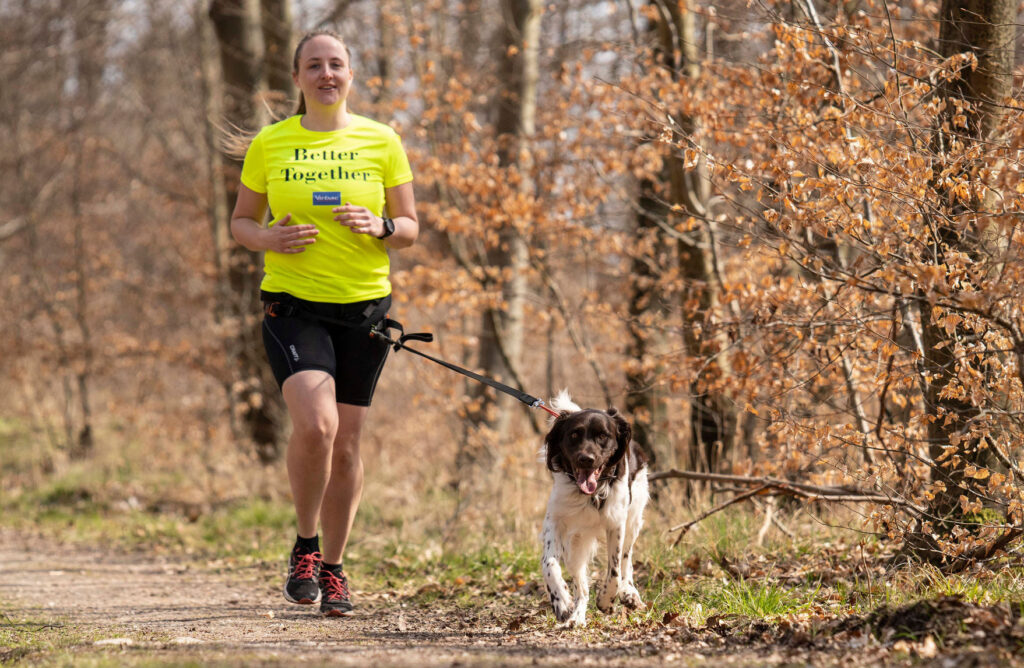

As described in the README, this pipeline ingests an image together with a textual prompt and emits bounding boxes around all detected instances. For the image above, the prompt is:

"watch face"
[381,217,395,238]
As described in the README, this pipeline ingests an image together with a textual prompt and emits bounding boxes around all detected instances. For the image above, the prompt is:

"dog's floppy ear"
[545,412,572,473]
[606,407,632,475]
[608,407,632,447]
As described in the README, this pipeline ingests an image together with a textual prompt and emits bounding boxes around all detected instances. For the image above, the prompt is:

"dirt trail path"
[1,529,716,667]
[14,529,981,666]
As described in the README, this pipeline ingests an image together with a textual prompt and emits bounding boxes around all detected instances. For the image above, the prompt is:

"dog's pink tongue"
[576,469,600,495]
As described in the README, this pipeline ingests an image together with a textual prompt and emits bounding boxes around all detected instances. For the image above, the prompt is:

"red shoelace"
[320,570,350,600]
[291,551,322,580]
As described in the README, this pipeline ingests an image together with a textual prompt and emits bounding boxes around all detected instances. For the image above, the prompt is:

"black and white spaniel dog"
[540,391,649,627]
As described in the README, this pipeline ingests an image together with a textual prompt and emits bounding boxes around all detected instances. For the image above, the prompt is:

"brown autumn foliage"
[1,0,1022,569]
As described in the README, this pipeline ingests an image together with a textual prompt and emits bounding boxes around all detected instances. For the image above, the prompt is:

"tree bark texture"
[652,0,737,475]
[66,0,113,458]
[260,0,294,100]
[464,0,541,445]
[209,0,284,463]
[923,0,1015,519]
[625,178,672,468]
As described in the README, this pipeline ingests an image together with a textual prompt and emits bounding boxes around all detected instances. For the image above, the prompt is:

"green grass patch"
[357,538,542,603]
[699,578,814,618]
[0,492,297,564]
[917,566,1024,606]
[0,609,92,664]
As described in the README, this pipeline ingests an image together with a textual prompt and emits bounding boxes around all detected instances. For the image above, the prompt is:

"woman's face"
[292,35,353,110]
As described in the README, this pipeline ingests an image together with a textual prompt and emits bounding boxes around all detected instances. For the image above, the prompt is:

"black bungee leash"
[263,298,560,417]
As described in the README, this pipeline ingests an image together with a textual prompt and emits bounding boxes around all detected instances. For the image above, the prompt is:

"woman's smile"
[293,34,352,111]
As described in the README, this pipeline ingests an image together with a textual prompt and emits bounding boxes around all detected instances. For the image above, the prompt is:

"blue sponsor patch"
[312,191,341,206]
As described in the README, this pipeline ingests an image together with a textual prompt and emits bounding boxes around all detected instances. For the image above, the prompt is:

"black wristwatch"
[377,216,396,239]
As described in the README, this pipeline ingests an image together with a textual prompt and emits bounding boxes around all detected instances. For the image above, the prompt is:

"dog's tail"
[550,388,581,414]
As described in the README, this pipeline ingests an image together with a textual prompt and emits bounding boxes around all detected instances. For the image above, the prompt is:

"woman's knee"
[331,435,362,470]
[283,371,339,448]
[291,411,339,449]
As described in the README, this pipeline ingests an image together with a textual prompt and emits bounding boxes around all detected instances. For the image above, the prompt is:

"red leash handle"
[534,401,560,418]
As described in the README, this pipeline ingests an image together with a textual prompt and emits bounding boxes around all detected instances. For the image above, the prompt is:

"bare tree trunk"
[625,178,672,467]
[68,137,94,459]
[464,0,541,449]
[373,2,394,105]
[197,3,237,436]
[260,0,294,102]
[646,0,737,477]
[66,0,112,459]
[209,0,285,463]
[923,0,1015,521]
[457,0,483,60]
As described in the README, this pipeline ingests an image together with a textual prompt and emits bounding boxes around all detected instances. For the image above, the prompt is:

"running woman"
[229,29,418,617]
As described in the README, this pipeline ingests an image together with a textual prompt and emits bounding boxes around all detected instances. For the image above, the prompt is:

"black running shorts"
[260,291,392,406]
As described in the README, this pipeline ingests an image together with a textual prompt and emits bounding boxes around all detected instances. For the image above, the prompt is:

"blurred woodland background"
[3,0,1024,570]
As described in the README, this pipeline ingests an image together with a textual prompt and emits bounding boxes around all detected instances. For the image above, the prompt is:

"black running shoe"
[318,567,354,617]
[284,550,322,604]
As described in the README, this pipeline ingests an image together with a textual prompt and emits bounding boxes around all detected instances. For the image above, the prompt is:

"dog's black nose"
[576,453,596,468]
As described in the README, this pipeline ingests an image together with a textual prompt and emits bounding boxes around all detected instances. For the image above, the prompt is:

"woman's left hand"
[334,203,385,238]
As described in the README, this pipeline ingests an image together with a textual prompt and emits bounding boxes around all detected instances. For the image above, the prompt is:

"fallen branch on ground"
[649,468,926,543]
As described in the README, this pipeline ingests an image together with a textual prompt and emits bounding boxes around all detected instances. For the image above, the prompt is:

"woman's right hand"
[263,214,319,253]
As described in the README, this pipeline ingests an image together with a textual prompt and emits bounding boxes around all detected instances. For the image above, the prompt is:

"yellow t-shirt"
[240,114,413,303]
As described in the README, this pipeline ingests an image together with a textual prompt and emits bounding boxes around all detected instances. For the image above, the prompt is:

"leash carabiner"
[531,399,560,418]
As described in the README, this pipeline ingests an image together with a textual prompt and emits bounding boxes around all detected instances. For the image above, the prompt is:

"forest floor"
[3,528,1024,667]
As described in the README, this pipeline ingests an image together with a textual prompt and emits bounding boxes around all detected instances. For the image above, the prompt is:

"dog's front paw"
[559,603,588,629]
[552,602,572,623]
[619,585,644,610]
[549,590,573,623]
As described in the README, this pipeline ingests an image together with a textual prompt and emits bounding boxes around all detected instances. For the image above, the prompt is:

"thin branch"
[483,307,544,436]
[650,468,926,514]
[944,527,1024,574]
[0,217,27,242]
[670,485,771,546]
[531,253,614,407]
[984,435,1024,481]
[755,496,776,546]
[840,352,874,464]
